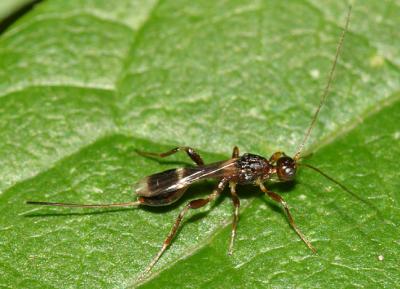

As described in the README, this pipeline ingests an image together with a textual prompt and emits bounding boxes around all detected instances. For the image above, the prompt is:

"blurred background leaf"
[0,0,37,22]
[0,1,398,288]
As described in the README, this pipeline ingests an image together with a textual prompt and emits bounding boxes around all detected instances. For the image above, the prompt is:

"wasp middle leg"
[228,181,240,255]
[136,146,204,166]
[227,146,241,254]
[142,178,229,276]
[232,146,239,158]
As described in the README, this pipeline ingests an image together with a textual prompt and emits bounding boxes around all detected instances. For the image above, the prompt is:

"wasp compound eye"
[277,156,296,181]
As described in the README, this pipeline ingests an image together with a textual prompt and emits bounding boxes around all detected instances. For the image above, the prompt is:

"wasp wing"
[134,159,237,197]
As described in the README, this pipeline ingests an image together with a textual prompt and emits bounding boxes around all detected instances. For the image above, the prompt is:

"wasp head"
[276,155,297,181]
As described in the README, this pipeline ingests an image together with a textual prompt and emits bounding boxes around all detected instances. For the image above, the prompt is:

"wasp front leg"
[258,181,316,253]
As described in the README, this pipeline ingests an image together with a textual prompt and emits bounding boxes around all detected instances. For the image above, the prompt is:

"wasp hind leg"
[140,178,229,278]
[136,146,204,166]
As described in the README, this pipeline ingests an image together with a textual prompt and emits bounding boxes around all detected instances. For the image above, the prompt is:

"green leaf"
[0,1,399,288]
[0,0,34,21]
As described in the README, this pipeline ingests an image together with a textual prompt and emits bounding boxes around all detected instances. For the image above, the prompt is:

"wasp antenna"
[299,163,383,218]
[26,200,141,208]
[294,6,352,160]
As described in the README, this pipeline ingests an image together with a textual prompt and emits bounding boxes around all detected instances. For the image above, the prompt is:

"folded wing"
[134,159,237,197]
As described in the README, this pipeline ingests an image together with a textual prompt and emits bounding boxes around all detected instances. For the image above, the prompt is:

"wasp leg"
[232,146,239,158]
[258,182,317,253]
[136,146,204,166]
[141,178,229,277]
[228,181,240,255]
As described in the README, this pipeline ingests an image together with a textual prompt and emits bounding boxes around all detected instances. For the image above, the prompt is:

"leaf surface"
[0,1,399,288]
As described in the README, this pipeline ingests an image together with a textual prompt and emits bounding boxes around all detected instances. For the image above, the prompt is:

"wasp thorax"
[276,156,296,181]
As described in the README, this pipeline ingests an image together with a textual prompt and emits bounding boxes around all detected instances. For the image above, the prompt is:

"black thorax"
[235,153,271,184]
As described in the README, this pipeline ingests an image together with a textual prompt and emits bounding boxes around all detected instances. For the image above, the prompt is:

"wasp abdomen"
[135,168,192,197]
[139,188,188,206]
